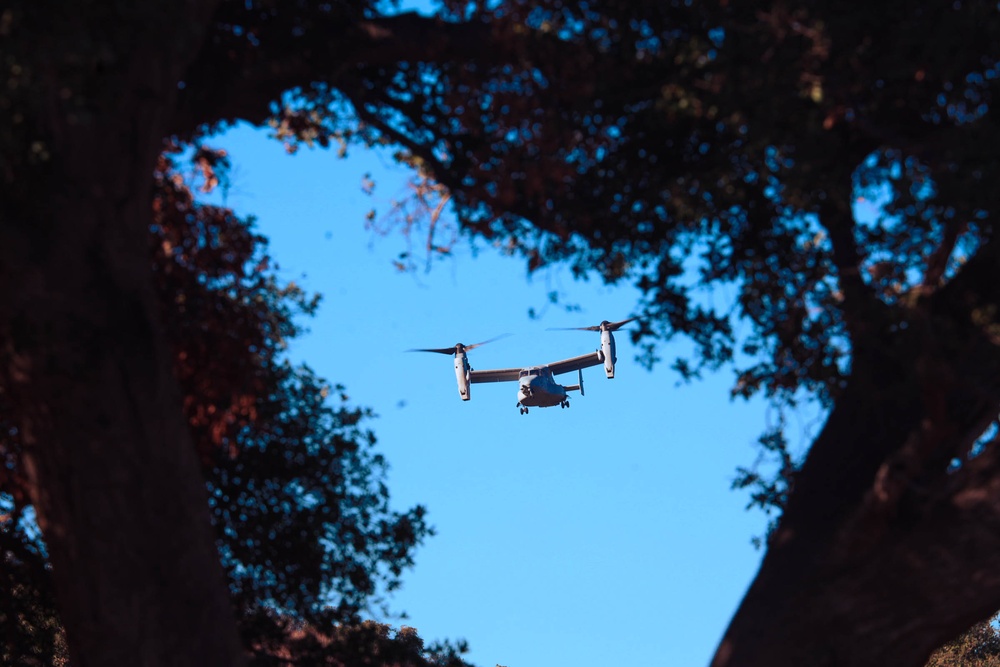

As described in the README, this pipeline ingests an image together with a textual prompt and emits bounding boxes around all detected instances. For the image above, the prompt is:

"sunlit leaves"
[364,164,458,273]
[151,150,431,630]
[925,613,1000,667]
[731,425,799,549]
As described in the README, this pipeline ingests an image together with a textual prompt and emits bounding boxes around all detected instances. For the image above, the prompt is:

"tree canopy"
[4,0,1000,665]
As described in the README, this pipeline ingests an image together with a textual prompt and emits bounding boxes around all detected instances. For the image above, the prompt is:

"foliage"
[223,1,1000,662]
[0,150,446,665]
[7,0,1000,664]
[926,614,1000,667]
[153,148,434,625]
[0,508,67,667]
[245,615,472,667]
[731,425,798,549]
[328,0,995,404]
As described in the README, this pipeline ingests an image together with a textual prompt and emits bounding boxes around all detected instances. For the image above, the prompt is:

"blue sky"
[205,122,809,667]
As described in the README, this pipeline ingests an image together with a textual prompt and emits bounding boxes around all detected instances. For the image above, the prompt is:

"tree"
[151,149,448,663]
[325,3,1000,665]
[2,147,454,665]
[6,0,1000,665]
[1,1,472,663]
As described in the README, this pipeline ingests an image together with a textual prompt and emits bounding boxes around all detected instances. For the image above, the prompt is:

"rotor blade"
[547,317,638,332]
[464,333,512,351]
[546,325,601,332]
[408,334,510,355]
[605,317,638,331]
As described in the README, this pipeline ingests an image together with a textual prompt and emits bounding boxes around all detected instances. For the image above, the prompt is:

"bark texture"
[712,237,1000,667]
[1,1,245,664]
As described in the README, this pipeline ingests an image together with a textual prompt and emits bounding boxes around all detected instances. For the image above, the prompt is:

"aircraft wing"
[545,351,604,376]
[469,367,522,383]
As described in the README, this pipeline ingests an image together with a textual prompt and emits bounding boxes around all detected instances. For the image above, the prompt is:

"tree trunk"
[711,282,1000,667]
[7,162,243,667]
[0,3,244,665]
[712,403,1000,666]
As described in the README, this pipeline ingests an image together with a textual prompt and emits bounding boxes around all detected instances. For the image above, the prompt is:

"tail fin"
[567,369,585,396]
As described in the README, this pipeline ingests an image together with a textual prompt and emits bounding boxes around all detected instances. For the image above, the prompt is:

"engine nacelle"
[454,352,471,400]
[601,329,617,378]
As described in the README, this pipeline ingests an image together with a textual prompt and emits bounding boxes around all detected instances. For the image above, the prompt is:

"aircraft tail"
[566,369,585,396]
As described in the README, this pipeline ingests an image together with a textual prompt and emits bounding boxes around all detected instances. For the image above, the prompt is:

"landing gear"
[517,402,529,415]
[559,399,571,408]
[519,406,529,415]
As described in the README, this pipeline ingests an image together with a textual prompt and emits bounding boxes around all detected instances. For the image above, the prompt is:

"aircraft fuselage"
[517,367,570,408]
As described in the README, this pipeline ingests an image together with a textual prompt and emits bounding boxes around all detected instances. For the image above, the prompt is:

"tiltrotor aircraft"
[410,318,635,414]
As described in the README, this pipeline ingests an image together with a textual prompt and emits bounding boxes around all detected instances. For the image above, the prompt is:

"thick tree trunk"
[4,160,243,667]
[0,3,244,665]
[712,278,1000,667]
[712,396,1000,666]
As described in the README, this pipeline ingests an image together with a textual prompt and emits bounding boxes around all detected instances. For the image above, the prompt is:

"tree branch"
[921,219,968,293]
[932,229,1000,318]
[171,11,504,138]
[816,180,885,345]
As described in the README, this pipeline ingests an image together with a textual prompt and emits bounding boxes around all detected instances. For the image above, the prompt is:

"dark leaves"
[1,149,438,663]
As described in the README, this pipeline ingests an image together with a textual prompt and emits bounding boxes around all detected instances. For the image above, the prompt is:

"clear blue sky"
[205,122,813,667]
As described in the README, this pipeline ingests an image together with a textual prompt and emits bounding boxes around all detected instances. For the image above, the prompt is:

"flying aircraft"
[410,318,636,414]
